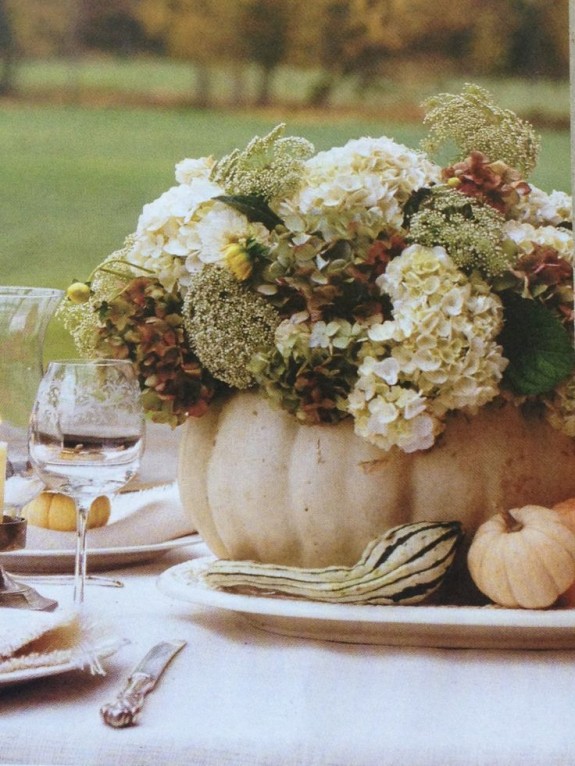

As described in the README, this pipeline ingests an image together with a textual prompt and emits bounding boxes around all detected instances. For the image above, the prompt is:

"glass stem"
[74,496,92,607]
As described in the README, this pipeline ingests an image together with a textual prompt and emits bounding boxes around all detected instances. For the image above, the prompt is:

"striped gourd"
[201,521,464,605]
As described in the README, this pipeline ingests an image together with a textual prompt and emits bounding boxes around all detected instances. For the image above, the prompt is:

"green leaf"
[214,195,283,230]
[499,291,575,396]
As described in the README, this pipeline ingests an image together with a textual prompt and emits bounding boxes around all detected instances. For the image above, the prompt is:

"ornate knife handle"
[100,672,156,728]
[100,639,186,728]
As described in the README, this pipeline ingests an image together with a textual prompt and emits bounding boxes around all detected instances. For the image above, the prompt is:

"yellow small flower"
[66,282,91,304]
[446,177,461,188]
[224,243,253,281]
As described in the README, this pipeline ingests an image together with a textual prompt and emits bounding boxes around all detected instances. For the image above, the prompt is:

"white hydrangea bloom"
[512,185,572,226]
[503,220,574,263]
[309,319,355,350]
[127,176,224,289]
[277,136,441,244]
[174,156,215,184]
[348,373,438,453]
[274,316,311,357]
[348,244,507,452]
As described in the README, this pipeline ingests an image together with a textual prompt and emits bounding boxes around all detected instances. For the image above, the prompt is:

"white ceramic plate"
[0,639,123,688]
[0,534,201,573]
[158,558,575,650]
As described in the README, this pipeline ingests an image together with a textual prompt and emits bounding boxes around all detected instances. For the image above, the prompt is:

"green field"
[1,98,571,359]
[15,57,572,120]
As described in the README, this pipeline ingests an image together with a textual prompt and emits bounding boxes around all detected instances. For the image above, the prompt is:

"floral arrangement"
[60,84,575,454]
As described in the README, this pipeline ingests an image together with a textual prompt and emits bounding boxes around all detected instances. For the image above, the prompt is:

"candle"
[0,441,6,513]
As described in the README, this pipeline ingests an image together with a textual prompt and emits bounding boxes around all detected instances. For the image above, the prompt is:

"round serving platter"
[158,557,575,650]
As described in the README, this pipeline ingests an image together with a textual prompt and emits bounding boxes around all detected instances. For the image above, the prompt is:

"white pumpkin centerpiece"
[60,85,575,571]
[178,392,575,567]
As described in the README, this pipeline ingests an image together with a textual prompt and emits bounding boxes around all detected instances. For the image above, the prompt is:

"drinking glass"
[0,286,64,511]
[28,359,145,606]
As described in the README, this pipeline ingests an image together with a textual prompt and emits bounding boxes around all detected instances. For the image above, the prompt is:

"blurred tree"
[301,0,472,105]
[300,0,568,103]
[137,0,244,107]
[239,0,290,106]
[6,0,71,57]
[507,0,569,78]
[1,0,568,108]
[304,0,355,106]
[83,0,154,57]
[0,0,16,94]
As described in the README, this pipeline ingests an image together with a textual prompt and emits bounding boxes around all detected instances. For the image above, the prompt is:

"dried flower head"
[421,84,540,176]
[95,277,216,426]
[442,151,531,216]
[184,266,281,389]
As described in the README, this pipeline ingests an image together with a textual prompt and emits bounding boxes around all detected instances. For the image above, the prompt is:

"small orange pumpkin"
[22,492,111,531]
[552,499,575,607]
[552,497,575,535]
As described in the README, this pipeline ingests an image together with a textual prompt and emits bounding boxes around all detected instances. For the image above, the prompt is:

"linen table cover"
[0,542,574,766]
[1,421,574,765]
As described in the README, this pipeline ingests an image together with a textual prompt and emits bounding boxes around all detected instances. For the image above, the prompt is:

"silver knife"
[100,639,186,728]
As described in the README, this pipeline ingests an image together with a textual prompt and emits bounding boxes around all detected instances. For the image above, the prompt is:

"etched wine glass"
[28,359,145,606]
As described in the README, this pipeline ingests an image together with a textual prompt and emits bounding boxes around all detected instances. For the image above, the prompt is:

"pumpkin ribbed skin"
[177,392,575,568]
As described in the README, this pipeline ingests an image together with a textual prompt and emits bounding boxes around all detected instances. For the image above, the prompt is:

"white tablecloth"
[2,423,575,766]
[1,539,575,766]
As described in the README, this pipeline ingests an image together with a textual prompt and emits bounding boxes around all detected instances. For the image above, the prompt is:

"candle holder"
[0,512,58,611]
[0,513,27,551]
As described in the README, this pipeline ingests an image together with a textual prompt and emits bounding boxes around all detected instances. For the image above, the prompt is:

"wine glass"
[28,359,145,606]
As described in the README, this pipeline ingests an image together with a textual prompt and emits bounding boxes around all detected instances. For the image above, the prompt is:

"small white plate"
[158,558,575,650]
[0,534,201,573]
[0,639,123,688]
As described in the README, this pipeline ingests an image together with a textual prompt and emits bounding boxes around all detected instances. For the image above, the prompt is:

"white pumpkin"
[467,506,575,609]
[177,392,575,568]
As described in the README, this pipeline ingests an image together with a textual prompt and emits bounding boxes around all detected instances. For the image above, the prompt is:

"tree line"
[0,0,569,105]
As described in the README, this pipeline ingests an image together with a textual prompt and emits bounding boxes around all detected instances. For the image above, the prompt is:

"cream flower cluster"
[277,136,441,246]
[186,204,271,275]
[348,245,507,452]
[512,185,572,227]
[503,219,574,262]
[545,377,575,437]
[275,314,363,358]
[127,160,272,288]
[128,172,222,290]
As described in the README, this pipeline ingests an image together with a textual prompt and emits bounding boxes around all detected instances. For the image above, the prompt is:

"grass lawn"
[16,57,572,121]
[1,101,571,359]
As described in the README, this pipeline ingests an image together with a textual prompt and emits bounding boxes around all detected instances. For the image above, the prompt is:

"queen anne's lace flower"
[348,244,507,452]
